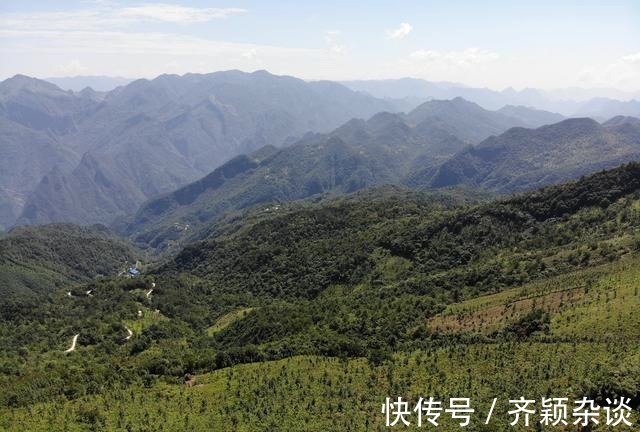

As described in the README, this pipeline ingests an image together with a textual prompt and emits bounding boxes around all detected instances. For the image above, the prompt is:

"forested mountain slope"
[496,104,565,126]
[121,115,467,249]
[0,76,95,229]
[2,163,640,430]
[123,98,543,250]
[405,97,535,143]
[0,224,137,299]
[429,116,640,192]
[164,162,640,301]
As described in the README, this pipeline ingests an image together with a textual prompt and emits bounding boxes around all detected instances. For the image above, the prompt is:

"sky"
[0,0,639,91]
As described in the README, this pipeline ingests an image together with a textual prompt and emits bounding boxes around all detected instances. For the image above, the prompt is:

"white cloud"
[409,50,440,61]
[386,22,412,40]
[324,30,341,40]
[621,52,640,63]
[324,30,347,55]
[410,48,499,66]
[0,29,315,58]
[0,3,320,80]
[55,59,88,75]
[577,52,640,90]
[242,48,258,60]
[0,3,246,31]
[0,26,330,80]
[119,4,246,23]
[1,5,635,91]
[0,10,113,32]
[81,0,118,5]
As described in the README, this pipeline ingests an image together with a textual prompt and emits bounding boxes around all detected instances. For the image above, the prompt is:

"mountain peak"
[0,74,63,94]
[366,111,404,127]
[334,117,367,132]
[405,97,524,143]
[603,115,640,128]
[252,69,274,76]
[547,117,600,131]
[410,97,481,115]
[449,96,480,107]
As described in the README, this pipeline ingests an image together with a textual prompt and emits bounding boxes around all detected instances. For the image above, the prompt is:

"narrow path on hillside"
[64,334,79,353]
[61,280,152,354]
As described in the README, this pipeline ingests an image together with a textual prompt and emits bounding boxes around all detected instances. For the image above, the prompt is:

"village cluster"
[381,396,635,428]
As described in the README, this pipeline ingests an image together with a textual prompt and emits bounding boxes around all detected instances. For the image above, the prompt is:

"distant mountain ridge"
[0,75,97,229]
[4,70,637,234]
[45,76,133,92]
[1,71,397,228]
[126,109,640,250]
[404,97,553,143]
[497,105,565,126]
[574,98,640,120]
[341,77,640,117]
[429,116,640,192]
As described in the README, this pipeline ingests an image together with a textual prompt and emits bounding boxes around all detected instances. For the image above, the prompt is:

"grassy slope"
[428,256,640,339]
[206,308,255,336]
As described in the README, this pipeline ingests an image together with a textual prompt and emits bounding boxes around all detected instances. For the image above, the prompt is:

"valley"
[2,2,639,430]
[1,57,640,432]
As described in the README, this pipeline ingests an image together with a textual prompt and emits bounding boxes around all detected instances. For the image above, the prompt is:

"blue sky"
[1,0,638,90]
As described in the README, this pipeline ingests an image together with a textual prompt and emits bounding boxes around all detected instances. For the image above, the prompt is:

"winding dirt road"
[61,281,154,354]
[64,334,79,353]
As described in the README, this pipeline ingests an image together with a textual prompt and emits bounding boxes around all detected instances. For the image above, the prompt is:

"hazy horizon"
[1,0,638,91]
[4,70,638,99]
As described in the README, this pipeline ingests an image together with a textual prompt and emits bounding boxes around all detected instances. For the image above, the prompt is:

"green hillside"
[0,223,138,299]
[1,163,640,430]
[429,117,640,192]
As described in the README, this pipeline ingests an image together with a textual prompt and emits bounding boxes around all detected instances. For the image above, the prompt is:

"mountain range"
[123,97,563,249]
[44,76,133,92]
[2,71,640,431]
[46,75,640,118]
[341,77,640,118]
[3,70,640,242]
[0,71,397,229]
[125,110,640,250]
